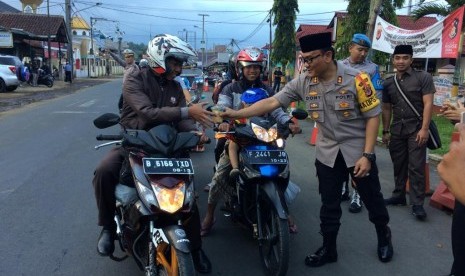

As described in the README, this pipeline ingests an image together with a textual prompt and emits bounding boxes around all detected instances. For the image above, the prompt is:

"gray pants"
[388,130,426,205]
[208,148,235,205]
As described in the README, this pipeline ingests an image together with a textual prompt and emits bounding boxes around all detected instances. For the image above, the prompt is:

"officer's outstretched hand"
[188,102,214,128]
[354,157,372,178]
[220,107,240,120]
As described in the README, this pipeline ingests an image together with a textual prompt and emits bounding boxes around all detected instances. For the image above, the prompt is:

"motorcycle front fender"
[161,225,191,253]
[259,180,288,219]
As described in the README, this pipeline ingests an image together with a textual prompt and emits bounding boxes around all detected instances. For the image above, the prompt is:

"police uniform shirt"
[382,67,435,136]
[341,57,383,97]
[274,61,381,168]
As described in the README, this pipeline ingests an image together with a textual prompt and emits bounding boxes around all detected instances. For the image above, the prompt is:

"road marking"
[52,111,99,114]
[0,189,14,195]
[79,100,97,107]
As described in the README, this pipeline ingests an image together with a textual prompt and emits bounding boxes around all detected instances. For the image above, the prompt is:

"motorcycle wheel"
[258,207,290,276]
[46,80,54,88]
[152,244,195,276]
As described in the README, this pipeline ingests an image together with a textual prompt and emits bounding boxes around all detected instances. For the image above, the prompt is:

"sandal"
[200,218,216,237]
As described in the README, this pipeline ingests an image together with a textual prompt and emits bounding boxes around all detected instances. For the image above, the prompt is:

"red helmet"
[236,47,265,75]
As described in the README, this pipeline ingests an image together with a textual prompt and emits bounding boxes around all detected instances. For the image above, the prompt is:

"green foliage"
[271,0,299,67]
[412,0,465,20]
[334,0,405,66]
[127,42,147,59]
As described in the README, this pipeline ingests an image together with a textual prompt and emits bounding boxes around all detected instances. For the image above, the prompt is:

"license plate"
[246,150,288,164]
[143,158,194,175]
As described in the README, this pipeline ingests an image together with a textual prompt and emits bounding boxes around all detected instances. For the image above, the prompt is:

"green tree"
[271,0,299,67]
[127,42,147,59]
[411,0,465,19]
[334,0,405,66]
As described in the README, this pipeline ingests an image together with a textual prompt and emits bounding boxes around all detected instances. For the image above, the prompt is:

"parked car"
[0,55,22,92]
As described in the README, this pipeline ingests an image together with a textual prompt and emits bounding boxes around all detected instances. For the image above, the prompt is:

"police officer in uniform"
[340,33,384,212]
[382,44,435,220]
[221,32,393,267]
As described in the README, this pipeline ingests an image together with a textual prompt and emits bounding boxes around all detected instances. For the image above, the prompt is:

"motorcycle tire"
[153,245,195,276]
[258,206,290,276]
[46,80,54,88]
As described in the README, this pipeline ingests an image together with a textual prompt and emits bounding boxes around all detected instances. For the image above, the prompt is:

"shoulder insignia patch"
[355,72,380,113]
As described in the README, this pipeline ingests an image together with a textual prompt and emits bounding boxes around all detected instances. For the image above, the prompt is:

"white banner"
[0,32,13,48]
[372,6,464,58]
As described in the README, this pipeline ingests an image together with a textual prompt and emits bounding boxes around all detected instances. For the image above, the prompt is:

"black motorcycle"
[94,113,205,276]
[221,109,307,276]
[37,70,54,87]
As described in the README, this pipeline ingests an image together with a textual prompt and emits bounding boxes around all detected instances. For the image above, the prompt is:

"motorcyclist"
[92,34,213,274]
[200,47,300,236]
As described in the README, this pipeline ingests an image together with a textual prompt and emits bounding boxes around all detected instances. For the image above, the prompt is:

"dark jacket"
[121,67,196,132]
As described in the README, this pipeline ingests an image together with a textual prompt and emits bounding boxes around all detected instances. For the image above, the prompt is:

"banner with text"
[372,6,464,58]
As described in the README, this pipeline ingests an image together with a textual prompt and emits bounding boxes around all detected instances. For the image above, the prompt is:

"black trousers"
[451,201,465,276]
[92,147,203,250]
[315,151,390,234]
[389,130,426,205]
[272,80,281,92]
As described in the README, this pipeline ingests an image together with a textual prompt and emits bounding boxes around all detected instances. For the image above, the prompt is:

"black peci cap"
[299,32,332,53]
[393,45,413,56]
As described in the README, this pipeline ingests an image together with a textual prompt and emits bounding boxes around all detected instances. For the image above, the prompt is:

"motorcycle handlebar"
[96,134,123,141]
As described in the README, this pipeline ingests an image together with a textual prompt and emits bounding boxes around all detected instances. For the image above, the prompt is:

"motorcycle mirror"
[291,109,308,120]
[93,113,120,129]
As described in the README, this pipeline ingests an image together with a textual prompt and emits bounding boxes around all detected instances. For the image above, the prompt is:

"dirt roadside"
[0,77,119,113]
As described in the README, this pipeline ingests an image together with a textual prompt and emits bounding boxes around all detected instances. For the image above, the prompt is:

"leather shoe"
[97,229,115,256]
[304,246,337,267]
[192,248,212,274]
[384,196,406,206]
[412,205,427,220]
[377,226,393,262]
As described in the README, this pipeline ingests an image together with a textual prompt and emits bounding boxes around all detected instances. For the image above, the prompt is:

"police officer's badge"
[309,90,318,96]
[311,112,319,119]
[309,103,319,109]
[339,89,347,95]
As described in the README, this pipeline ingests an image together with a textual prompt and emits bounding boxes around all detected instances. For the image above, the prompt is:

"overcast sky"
[3,0,447,50]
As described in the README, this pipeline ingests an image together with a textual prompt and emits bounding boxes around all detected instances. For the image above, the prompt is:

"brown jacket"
[120,67,196,132]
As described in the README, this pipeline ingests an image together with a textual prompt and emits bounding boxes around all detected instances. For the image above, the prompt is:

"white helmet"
[122,49,135,55]
[146,34,196,73]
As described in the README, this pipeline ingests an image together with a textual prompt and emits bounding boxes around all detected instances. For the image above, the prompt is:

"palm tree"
[411,0,465,20]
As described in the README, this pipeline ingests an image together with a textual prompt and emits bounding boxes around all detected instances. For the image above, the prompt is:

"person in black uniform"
[382,45,435,220]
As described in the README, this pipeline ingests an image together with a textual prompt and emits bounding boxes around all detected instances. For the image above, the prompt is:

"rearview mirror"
[93,113,120,129]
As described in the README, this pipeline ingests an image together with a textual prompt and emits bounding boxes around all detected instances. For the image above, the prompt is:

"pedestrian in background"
[221,32,393,267]
[31,61,39,86]
[64,61,72,83]
[339,33,384,213]
[382,44,435,220]
[272,66,283,92]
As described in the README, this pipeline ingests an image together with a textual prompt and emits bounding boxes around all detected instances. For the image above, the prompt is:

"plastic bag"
[284,181,301,205]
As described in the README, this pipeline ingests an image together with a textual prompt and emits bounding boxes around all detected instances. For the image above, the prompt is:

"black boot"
[192,248,212,274]
[305,232,338,267]
[376,225,393,262]
[97,226,115,256]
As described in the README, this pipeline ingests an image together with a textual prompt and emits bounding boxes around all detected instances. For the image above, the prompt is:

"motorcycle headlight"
[135,181,158,209]
[152,182,186,213]
[252,123,278,142]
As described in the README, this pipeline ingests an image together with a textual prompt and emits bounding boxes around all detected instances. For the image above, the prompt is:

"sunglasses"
[301,54,321,64]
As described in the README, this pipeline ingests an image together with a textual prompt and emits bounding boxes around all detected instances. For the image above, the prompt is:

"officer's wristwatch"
[362,152,376,162]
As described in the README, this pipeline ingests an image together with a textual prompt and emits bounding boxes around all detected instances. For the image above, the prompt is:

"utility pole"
[366,0,383,41]
[268,9,272,79]
[198,13,209,72]
[47,0,51,70]
[65,0,73,81]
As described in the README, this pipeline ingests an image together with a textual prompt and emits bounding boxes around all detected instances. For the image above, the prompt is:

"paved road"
[0,79,453,275]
